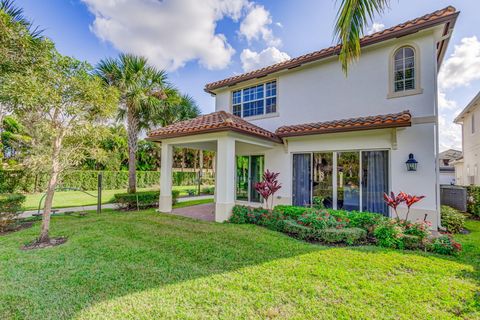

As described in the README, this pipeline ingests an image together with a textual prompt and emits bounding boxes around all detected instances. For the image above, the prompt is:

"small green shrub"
[186,189,196,196]
[283,220,317,240]
[274,205,313,218]
[114,190,179,210]
[402,234,423,250]
[403,220,430,241]
[229,205,252,224]
[297,211,347,230]
[0,193,26,232]
[429,235,462,255]
[201,186,215,195]
[318,227,367,245]
[374,220,404,249]
[346,211,386,234]
[467,186,480,216]
[441,205,465,234]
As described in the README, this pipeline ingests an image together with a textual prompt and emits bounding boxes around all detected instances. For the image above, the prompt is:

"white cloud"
[82,0,250,71]
[239,4,280,46]
[240,47,290,72]
[439,36,480,90]
[438,90,462,151]
[367,22,385,34]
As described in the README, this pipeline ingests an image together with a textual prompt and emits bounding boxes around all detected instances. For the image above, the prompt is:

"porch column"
[159,142,173,213]
[215,136,236,222]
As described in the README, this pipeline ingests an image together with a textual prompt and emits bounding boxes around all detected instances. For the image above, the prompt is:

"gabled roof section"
[147,111,282,143]
[454,91,480,123]
[205,6,458,94]
[276,111,412,138]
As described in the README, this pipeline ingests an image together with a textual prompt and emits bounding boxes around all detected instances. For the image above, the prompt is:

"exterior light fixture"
[405,153,418,171]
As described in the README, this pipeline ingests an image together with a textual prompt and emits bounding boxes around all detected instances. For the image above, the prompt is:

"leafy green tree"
[1,115,31,166]
[96,54,168,193]
[1,51,119,244]
[334,0,389,74]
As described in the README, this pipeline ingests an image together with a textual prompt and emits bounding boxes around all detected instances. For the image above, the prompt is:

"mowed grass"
[22,186,211,210]
[0,210,479,320]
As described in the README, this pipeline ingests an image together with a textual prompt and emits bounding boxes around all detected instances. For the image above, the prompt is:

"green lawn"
[22,186,212,210]
[0,211,479,319]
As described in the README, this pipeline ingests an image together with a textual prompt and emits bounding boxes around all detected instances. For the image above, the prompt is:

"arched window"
[393,46,415,92]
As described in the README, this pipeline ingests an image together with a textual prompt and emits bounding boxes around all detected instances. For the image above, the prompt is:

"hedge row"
[114,190,180,210]
[0,170,215,193]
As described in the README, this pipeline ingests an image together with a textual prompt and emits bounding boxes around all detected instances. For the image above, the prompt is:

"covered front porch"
[147,111,282,222]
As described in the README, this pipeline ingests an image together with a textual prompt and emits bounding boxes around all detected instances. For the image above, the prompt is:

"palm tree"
[97,54,168,193]
[0,0,43,38]
[334,0,390,74]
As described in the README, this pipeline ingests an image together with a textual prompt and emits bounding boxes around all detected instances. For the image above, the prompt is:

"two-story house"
[148,6,459,229]
[454,91,480,186]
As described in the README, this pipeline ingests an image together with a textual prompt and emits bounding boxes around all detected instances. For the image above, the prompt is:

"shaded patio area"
[171,203,215,221]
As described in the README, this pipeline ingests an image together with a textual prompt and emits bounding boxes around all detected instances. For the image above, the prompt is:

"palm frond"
[0,0,43,38]
[334,0,390,74]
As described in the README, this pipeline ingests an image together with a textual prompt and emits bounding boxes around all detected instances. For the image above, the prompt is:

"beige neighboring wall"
[455,91,480,186]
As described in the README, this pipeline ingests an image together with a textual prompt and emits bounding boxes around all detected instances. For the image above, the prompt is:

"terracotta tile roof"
[205,6,458,93]
[276,110,412,138]
[148,111,282,143]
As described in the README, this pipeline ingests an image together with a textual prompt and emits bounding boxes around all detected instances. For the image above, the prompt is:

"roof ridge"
[205,6,457,92]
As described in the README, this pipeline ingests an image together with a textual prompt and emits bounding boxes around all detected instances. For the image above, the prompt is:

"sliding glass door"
[236,155,264,203]
[292,150,389,215]
[293,154,311,206]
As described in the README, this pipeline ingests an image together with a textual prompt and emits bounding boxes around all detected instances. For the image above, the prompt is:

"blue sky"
[16,0,480,150]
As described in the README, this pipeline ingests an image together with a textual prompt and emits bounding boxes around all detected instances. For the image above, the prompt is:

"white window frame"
[388,43,423,99]
[231,80,278,119]
[291,149,391,215]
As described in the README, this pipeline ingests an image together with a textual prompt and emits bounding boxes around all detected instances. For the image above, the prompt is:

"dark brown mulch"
[0,222,34,236]
[21,237,68,250]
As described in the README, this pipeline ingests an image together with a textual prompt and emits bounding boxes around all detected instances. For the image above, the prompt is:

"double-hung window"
[232,80,277,118]
[394,46,415,92]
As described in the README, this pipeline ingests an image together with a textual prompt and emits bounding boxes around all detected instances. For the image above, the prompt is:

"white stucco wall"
[214,30,439,131]
[458,105,480,186]
[210,27,444,227]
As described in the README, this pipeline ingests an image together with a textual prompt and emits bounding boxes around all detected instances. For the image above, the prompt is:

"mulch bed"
[21,237,68,250]
[0,222,34,236]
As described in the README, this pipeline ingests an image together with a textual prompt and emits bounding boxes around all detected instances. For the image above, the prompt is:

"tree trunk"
[126,106,139,193]
[38,134,62,243]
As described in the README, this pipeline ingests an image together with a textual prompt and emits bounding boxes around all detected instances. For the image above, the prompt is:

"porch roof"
[147,111,282,143]
[275,110,412,138]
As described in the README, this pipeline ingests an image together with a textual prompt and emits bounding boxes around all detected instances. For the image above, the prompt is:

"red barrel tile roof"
[205,6,458,93]
[148,111,282,143]
[275,110,412,137]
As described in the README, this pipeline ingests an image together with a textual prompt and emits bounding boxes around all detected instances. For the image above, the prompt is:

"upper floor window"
[232,80,277,118]
[394,46,415,92]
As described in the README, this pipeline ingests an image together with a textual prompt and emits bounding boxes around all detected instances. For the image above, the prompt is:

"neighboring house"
[454,91,480,186]
[148,7,459,229]
[438,149,462,185]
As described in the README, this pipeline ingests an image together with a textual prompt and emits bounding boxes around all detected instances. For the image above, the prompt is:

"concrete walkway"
[170,203,215,221]
[19,195,214,218]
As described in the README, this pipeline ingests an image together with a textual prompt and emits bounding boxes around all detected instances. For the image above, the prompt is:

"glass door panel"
[236,156,249,201]
[250,155,264,203]
[313,152,334,208]
[337,152,360,210]
[293,154,312,206]
[362,151,389,215]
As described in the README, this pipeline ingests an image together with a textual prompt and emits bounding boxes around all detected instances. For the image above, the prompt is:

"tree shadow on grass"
[0,210,325,319]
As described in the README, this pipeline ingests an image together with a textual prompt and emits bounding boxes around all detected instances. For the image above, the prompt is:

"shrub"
[229,205,252,224]
[201,186,215,195]
[283,220,317,240]
[297,211,347,230]
[467,186,480,216]
[429,235,462,255]
[318,227,367,245]
[441,206,465,234]
[374,220,404,249]
[114,190,179,210]
[274,205,314,219]
[345,211,386,234]
[186,189,196,196]
[0,193,26,232]
[402,234,423,250]
[403,220,430,241]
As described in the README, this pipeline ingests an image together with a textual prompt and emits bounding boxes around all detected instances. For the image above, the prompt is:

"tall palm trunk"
[38,132,63,243]
[126,106,139,193]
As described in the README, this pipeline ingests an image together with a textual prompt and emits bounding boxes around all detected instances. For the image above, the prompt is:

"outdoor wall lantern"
[405,153,418,171]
